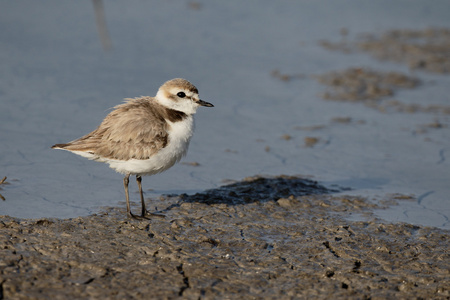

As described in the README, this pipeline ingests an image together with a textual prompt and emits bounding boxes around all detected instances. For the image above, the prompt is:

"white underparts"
[94,115,194,175]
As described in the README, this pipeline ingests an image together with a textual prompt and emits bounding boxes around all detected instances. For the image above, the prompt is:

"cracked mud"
[1,176,448,299]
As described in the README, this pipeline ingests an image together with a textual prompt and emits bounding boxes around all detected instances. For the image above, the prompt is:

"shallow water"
[1,1,449,228]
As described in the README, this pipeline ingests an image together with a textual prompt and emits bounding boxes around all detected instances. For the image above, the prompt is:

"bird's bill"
[197,99,214,107]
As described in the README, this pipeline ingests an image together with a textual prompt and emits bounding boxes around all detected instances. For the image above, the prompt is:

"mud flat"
[315,28,450,114]
[1,176,448,299]
[320,28,450,74]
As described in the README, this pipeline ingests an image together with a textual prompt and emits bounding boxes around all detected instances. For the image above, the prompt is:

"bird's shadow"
[160,175,342,212]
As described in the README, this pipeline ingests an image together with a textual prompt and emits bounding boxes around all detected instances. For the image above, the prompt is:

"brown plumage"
[52,97,187,160]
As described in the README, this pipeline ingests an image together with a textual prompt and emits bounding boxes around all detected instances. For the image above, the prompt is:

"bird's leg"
[136,175,147,217]
[124,174,147,219]
[123,173,132,218]
[135,175,165,219]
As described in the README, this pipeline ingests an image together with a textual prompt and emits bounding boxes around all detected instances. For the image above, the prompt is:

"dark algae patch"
[183,175,335,205]
[1,176,448,299]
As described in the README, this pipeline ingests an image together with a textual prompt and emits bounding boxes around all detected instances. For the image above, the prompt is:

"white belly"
[105,116,194,175]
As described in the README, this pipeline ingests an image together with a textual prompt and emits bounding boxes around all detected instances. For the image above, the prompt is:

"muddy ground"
[1,176,448,299]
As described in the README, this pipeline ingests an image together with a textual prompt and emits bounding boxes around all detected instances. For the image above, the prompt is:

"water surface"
[1,1,449,228]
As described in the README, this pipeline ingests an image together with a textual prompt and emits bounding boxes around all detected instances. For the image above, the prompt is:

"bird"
[52,78,213,219]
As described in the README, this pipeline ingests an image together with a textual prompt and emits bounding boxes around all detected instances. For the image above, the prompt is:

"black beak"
[198,99,214,107]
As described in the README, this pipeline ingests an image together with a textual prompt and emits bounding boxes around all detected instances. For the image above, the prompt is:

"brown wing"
[53,97,169,160]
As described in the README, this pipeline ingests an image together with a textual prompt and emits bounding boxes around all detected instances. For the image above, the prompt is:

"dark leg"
[136,175,147,217]
[123,174,132,218]
[136,175,165,219]
[124,174,164,220]
[124,173,146,219]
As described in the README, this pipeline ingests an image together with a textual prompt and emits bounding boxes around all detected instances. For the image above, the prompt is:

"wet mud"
[320,28,450,74]
[315,68,420,103]
[315,28,450,114]
[1,176,448,299]
[312,67,450,114]
[271,28,447,115]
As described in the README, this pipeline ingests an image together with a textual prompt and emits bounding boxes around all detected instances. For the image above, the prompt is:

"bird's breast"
[165,115,195,155]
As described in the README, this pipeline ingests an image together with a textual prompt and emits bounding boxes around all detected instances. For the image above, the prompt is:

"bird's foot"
[127,210,165,220]
[128,211,150,220]
[143,210,165,219]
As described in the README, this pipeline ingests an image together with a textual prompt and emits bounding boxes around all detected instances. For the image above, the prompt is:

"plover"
[52,78,213,219]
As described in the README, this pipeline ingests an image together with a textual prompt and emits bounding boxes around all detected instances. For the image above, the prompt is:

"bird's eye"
[177,92,186,98]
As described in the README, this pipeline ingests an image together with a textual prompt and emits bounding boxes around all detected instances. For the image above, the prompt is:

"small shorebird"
[52,78,213,219]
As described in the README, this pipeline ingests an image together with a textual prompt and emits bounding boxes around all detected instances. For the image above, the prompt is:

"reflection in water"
[92,0,112,51]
